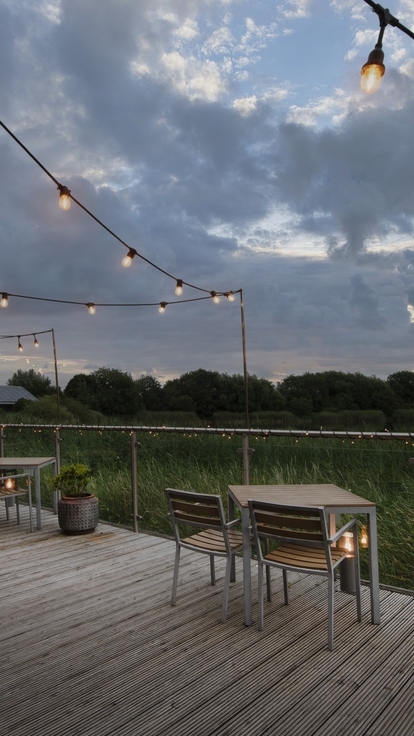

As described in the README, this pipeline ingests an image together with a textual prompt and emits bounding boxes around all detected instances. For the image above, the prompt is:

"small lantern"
[340,531,354,557]
[4,477,15,490]
[360,524,369,549]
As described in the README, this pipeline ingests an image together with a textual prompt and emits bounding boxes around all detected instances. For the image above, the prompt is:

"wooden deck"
[1,506,413,736]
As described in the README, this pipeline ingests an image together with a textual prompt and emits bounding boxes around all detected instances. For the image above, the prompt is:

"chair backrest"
[249,500,331,563]
[165,488,227,544]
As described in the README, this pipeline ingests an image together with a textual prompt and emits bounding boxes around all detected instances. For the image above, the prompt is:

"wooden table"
[0,458,57,530]
[228,483,380,627]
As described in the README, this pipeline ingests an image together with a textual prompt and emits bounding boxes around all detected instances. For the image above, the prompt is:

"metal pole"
[239,289,249,430]
[53,428,61,514]
[0,427,3,457]
[239,289,251,484]
[51,329,60,424]
[131,431,139,533]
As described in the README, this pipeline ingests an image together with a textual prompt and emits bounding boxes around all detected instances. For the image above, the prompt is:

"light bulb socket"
[361,48,385,77]
[58,184,71,198]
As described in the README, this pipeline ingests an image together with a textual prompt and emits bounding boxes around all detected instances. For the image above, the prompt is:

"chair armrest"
[329,517,357,544]
[225,517,241,530]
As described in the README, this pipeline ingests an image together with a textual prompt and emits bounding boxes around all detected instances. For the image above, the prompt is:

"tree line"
[6,366,414,420]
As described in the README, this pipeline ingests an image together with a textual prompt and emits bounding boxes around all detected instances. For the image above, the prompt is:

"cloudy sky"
[1,0,414,389]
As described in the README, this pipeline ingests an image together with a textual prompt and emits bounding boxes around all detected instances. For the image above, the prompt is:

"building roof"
[0,386,39,405]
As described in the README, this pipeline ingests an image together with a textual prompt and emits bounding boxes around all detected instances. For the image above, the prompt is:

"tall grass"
[2,425,413,590]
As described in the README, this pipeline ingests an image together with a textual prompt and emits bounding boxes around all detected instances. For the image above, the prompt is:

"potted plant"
[52,463,99,534]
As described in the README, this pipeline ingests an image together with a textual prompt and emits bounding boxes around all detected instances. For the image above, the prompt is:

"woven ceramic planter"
[58,494,99,534]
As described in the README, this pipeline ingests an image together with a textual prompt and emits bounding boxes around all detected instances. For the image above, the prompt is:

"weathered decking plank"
[1,506,413,736]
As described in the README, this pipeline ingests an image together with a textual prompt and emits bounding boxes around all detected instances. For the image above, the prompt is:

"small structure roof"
[0,386,39,405]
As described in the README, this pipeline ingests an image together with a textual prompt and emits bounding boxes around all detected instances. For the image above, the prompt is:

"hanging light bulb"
[122,249,137,268]
[87,303,96,315]
[33,335,39,347]
[360,47,385,94]
[175,280,183,296]
[58,184,71,210]
[4,477,15,490]
[17,337,23,352]
[225,292,235,302]
[0,293,8,308]
[210,291,220,304]
[159,302,167,313]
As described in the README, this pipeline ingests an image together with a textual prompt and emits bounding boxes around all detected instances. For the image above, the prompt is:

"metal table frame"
[228,483,380,627]
[0,473,33,532]
[0,457,57,530]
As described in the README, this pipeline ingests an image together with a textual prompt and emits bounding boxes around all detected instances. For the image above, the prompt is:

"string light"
[122,249,137,268]
[87,303,96,315]
[58,184,71,210]
[159,302,166,314]
[360,1,414,95]
[34,335,39,347]
[0,120,242,301]
[175,280,183,296]
[225,292,235,302]
[1,293,8,308]
[211,291,220,304]
[17,336,23,352]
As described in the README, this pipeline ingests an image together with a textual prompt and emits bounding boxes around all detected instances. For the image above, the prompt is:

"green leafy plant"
[52,463,92,497]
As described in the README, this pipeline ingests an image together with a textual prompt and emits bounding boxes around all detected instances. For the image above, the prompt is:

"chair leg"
[221,555,232,623]
[210,555,216,586]
[282,569,289,605]
[171,545,181,606]
[258,562,264,631]
[264,539,272,601]
[328,574,334,651]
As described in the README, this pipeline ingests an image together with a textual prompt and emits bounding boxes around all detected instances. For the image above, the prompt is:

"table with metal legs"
[228,483,380,627]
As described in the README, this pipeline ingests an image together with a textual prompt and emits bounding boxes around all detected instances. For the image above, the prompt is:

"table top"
[0,457,56,468]
[228,483,376,509]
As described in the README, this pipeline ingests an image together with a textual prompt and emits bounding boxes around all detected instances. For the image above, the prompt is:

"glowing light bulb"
[122,249,136,268]
[17,338,23,352]
[87,303,96,315]
[159,302,166,313]
[34,335,39,347]
[211,291,220,304]
[175,280,183,296]
[360,525,369,549]
[225,292,235,302]
[4,478,15,490]
[0,293,8,308]
[360,49,385,94]
[58,185,71,210]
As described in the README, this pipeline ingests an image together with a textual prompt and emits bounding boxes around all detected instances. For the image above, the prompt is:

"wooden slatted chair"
[248,500,362,650]
[165,488,243,622]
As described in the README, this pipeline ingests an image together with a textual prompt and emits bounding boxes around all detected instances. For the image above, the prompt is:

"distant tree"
[163,369,283,417]
[135,375,164,411]
[65,368,139,418]
[278,371,398,416]
[7,368,52,398]
[387,371,414,406]
[64,374,96,407]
